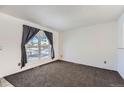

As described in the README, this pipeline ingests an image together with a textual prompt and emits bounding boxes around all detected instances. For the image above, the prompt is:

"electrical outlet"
[60,55,63,58]
[18,63,21,66]
[104,61,107,64]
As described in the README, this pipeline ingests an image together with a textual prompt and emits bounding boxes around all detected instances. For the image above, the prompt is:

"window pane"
[25,31,51,61]
[41,44,51,57]
[39,32,51,58]
[26,36,39,60]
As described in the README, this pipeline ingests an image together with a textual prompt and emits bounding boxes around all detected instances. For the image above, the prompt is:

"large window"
[25,31,51,60]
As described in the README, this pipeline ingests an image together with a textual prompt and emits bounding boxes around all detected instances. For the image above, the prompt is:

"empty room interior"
[1,5,124,87]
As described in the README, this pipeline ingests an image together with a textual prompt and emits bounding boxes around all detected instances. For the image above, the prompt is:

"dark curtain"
[44,31,55,59]
[21,25,40,68]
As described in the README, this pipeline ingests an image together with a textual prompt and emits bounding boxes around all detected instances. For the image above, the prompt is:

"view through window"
[25,31,51,60]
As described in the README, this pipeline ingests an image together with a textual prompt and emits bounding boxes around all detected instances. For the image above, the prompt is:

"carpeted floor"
[5,60,124,87]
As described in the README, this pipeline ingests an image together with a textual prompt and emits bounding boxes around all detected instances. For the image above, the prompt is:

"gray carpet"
[5,60,124,87]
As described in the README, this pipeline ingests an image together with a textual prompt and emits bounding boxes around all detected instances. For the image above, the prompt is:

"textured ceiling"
[0,5,124,31]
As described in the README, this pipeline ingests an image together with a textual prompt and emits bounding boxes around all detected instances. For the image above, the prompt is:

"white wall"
[60,22,118,71]
[0,11,120,78]
[117,13,124,79]
[0,13,59,78]
[117,49,124,79]
[118,13,124,48]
